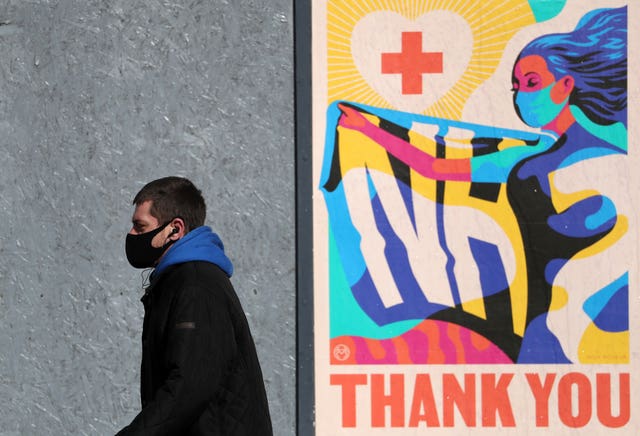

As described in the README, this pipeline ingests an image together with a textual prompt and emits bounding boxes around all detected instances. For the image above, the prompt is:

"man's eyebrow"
[132,219,147,228]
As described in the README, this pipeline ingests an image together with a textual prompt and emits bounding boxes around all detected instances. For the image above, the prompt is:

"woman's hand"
[338,103,370,131]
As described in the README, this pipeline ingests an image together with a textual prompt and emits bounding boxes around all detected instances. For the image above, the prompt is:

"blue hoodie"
[153,226,233,278]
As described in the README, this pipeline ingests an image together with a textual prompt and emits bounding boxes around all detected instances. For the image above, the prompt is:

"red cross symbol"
[381,32,443,95]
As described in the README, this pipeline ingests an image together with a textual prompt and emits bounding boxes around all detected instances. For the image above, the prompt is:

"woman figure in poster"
[337,6,627,362]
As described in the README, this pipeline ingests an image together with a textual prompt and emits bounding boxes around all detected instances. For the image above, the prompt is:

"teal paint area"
[528,0,567,22]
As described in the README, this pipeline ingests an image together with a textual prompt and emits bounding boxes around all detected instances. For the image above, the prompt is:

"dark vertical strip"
[435,135,461,306]
[294,0,315,435]
[469,137,502,202]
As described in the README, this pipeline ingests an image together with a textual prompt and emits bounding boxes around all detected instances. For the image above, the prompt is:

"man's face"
[130,200,170,249]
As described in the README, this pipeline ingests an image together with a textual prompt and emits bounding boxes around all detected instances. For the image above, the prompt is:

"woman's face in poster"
[511,55,573,128]
[512,54,555,93]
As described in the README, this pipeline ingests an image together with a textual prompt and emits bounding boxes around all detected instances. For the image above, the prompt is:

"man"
[117,176,273,435]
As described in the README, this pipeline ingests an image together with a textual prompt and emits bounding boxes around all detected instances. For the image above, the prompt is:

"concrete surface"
[0,0,295,434]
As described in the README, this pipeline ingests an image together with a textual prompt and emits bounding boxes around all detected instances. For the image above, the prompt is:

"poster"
[309,0,638,434]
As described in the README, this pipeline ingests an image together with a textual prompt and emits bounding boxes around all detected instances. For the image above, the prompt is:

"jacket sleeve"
[116,284,236,435]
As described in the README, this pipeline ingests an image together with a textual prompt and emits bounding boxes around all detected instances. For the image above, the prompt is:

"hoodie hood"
[153,226,233,277]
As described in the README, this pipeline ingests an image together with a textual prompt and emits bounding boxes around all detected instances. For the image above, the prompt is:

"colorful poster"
[311,0,639,433]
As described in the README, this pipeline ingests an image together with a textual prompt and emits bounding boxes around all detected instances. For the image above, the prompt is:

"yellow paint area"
[579,324,629,364]
[461,297,487,321]
[549,285,569,311]
[327,0,536,119]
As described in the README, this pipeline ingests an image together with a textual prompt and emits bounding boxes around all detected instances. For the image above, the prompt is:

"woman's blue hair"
[517,6,627,126]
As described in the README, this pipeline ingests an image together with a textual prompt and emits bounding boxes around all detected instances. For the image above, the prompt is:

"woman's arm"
[338,103,471,182]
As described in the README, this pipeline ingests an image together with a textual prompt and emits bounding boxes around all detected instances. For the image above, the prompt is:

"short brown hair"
[133,176,206,232]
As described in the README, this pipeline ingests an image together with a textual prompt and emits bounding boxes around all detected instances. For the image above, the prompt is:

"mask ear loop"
[158,219,179,247]
[162,216,185,241]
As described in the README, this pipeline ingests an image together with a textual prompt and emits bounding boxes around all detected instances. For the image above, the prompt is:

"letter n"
[443,373,476,427]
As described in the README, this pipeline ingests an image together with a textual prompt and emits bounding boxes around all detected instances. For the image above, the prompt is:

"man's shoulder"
[165,260,229,282]
[146,262,235,310]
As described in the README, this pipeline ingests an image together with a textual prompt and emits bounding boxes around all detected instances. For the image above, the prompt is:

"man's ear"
[168,217,186,240]
[551,75,575,103]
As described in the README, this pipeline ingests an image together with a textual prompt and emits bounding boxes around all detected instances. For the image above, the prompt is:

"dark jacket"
[117,260,273,435]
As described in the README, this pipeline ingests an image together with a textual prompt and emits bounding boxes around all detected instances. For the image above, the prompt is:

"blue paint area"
[398,176,417,232]
[571,105,627,150]
[544,258,567,284]
[469,237,509,297]
[593,286,628,332]
[527,0,567,23]
[555,119,627,169]
[351,270,447,326]
[518,314,570,363]
[320,103,369,286]
[329,227,421,339]
[584,273,628,332]
[558,146,622,168]
[516,123,623,198]
[370,189,422,302]
[585,196,616,231]
[547,195,616,237]
[324,184,367,285]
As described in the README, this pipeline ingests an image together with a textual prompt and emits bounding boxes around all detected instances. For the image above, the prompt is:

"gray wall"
[0,0,295,434]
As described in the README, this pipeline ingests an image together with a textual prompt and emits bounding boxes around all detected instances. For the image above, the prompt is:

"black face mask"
[125,222,175,269]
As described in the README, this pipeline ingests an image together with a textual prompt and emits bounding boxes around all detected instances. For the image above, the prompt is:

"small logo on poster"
[333,343,351,361]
